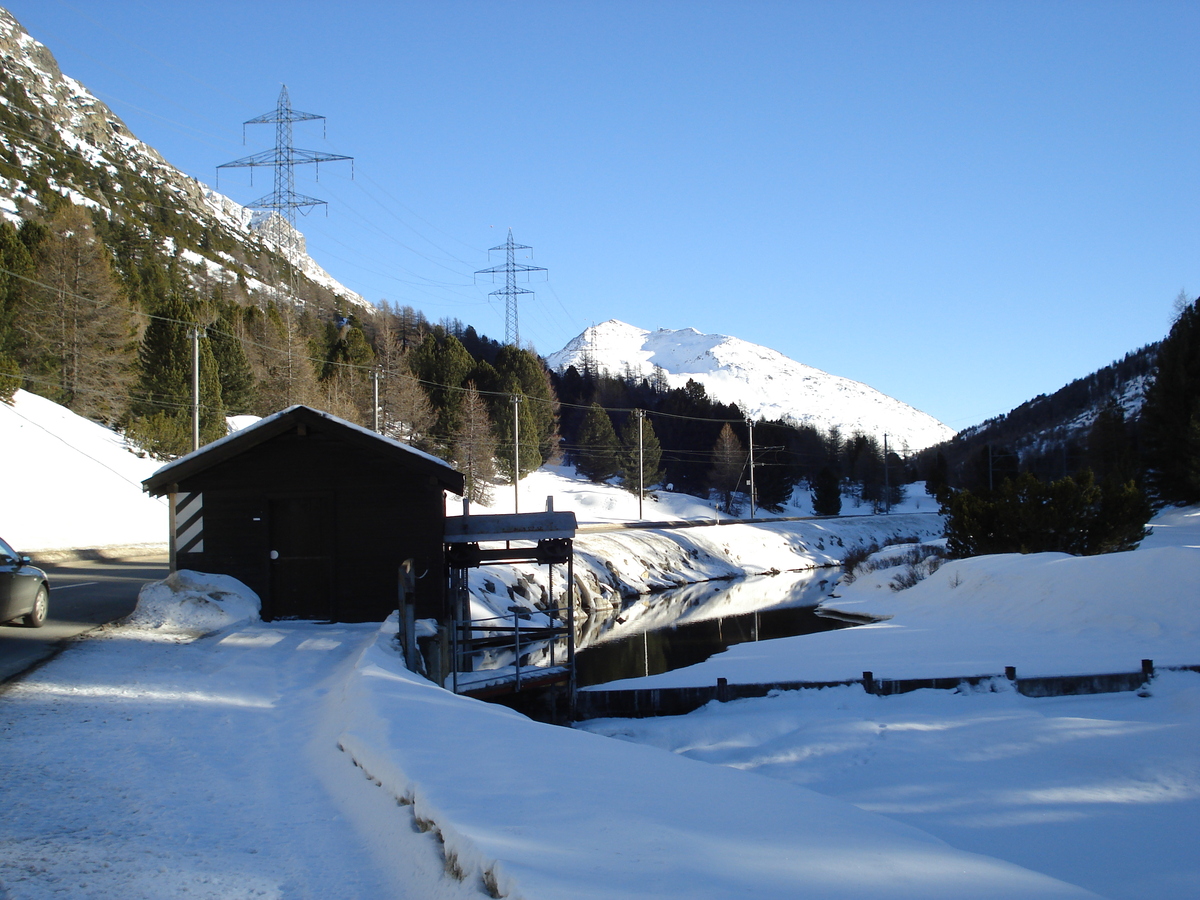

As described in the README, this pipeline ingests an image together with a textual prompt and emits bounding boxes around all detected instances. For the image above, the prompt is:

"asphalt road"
[0,554,168,683]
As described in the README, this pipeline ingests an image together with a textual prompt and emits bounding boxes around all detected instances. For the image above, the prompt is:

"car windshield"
[0,537,16,559]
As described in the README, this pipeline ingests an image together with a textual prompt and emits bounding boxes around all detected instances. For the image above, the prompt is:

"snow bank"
[335,618,1096,899]
[581,670,1200,900]
[464,512,944,624]
[0,390,167,551]
[593,505,1200,689]
[124,569,260,634]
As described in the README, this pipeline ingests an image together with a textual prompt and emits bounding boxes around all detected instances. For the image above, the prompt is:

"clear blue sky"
[6,0,1198,431]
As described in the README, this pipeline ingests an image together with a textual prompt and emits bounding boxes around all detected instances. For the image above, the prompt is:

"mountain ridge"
[0,7,364,311]
[546,319,956,452]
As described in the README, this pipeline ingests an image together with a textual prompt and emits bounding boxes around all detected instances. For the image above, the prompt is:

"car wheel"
[24,584,48,627]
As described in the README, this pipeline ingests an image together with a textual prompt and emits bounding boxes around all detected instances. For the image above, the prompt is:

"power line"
[1,260,759,430]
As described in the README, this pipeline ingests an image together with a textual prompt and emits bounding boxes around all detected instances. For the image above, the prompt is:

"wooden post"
[449,568,462,694]
[548,561,555,669]
[1005,666,1017,681]
[717,677,729,702]
[1141,659,1154,678]
[398,560,417,672]
[167,491,177,572]
[636,409,645,520]
[567,550,576,719]
[862,671,874,694]
[511,394,521,514]
[191,328,200,453]
[513,605,522,693]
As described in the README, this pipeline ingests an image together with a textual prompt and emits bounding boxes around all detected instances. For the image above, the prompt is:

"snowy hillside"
[0,8,365,310]
[0,391,167,551]
[546,319,956,452]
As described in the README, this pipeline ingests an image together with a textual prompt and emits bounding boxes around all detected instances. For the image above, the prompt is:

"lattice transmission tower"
[475,228,546,346]
[217,85,352,264]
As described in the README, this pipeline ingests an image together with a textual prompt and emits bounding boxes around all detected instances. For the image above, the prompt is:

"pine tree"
[312,317,375,424]
[574,403,621,482]
[925,450,950,506]
[409,332,475,450]
[1141,295,1200,504]
[617,411,664,495]
[812,465,842,516]
[0,353,19,404]
[453,382,497,505]
[494,386,542,484]
[0,220,35,358]
[944,471,1148,557]
[1085,403,1138,485]
[492,346,559,464]
[128,293,224,456]
[208,302,255,414]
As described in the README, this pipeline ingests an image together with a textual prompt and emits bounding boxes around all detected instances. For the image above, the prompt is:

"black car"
[0,536,49,627]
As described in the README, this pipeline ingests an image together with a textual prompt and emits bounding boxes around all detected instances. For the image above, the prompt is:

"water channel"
[573,567,860,687]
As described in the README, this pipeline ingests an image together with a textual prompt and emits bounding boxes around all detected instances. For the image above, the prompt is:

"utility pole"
[747,418,756,518]
[475,229,546,346]
[511,394,522,513]
[191,327,200,453]
[883,433,890,515]
[371,369,380,433]
[635,409,645,520]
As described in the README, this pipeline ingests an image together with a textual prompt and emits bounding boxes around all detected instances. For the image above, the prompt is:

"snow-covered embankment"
[463,512,944,621]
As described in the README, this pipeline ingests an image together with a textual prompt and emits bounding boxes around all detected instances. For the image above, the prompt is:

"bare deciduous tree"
[27,206,137,424]
[708,423,747,514]
[453,382,496,505]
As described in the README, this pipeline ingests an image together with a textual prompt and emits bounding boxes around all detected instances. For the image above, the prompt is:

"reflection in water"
[574,569,850,687]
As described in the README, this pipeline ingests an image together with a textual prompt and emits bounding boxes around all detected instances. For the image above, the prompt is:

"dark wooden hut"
[142,405,464,623]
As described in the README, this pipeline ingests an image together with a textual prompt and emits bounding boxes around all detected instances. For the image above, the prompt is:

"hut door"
[267,493,335,620]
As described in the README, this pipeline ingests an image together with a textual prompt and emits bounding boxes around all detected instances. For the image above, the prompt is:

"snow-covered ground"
[579,506,1200,899]
[0,391,167,552]
[3,391,1197,897]
[1,578,1096,899]
[582,669,1200,900]
[0,389,934,555]
[587,506,1200,689]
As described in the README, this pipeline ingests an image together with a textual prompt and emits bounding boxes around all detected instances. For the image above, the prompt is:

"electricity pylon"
[475,228,546,347]
[217,85,352,261]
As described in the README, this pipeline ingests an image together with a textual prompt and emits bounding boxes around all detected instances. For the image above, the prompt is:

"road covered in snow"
[2,600,1096,900]
[0,620,483,900]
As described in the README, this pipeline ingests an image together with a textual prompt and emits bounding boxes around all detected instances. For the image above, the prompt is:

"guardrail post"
[862,671,874,695]
[513,606,522,693]
[568,552,576,719]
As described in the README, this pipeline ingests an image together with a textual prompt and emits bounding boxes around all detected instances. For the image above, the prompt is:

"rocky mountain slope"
[0,6,363,310]
[547,319,956,452]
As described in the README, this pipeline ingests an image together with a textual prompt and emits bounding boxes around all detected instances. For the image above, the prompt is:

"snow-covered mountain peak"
[546,319,956,452]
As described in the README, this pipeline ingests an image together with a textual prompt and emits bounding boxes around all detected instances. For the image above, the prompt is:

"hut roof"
[142,405,464,496]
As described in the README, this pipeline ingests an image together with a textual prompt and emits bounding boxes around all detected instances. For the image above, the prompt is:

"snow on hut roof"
[142,405,463,496]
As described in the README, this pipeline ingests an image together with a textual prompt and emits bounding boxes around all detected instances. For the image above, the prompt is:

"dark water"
[574,571,859,687]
